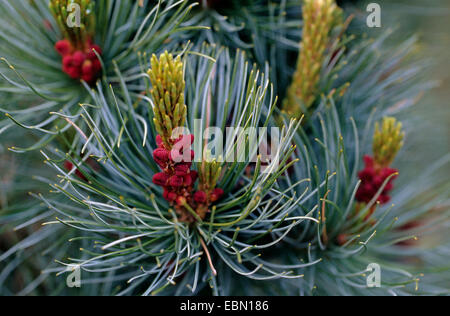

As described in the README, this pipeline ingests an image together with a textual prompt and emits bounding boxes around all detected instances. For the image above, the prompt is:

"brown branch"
[321,190,331,245]
[199,236,217,276]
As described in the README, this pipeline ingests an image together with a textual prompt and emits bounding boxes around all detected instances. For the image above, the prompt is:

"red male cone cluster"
[63,160,87,181]
[152,134,224,221]
[63,157,100,182]
[356,155,397,204]
[55,39,102,84]
[152,134,196,205]
[338,155,397,246]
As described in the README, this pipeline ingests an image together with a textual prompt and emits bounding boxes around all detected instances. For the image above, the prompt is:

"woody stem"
[199,235,217,276]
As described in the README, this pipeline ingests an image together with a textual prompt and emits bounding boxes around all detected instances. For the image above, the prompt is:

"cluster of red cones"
[55,39,102,84]
[63,160,87,181]
[152,134,223,221]
[63,157,99,182]
[356,155,397,205]
[338,154,399,246]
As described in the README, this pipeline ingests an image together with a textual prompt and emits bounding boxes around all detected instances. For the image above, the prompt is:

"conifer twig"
[199,236,217,276]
